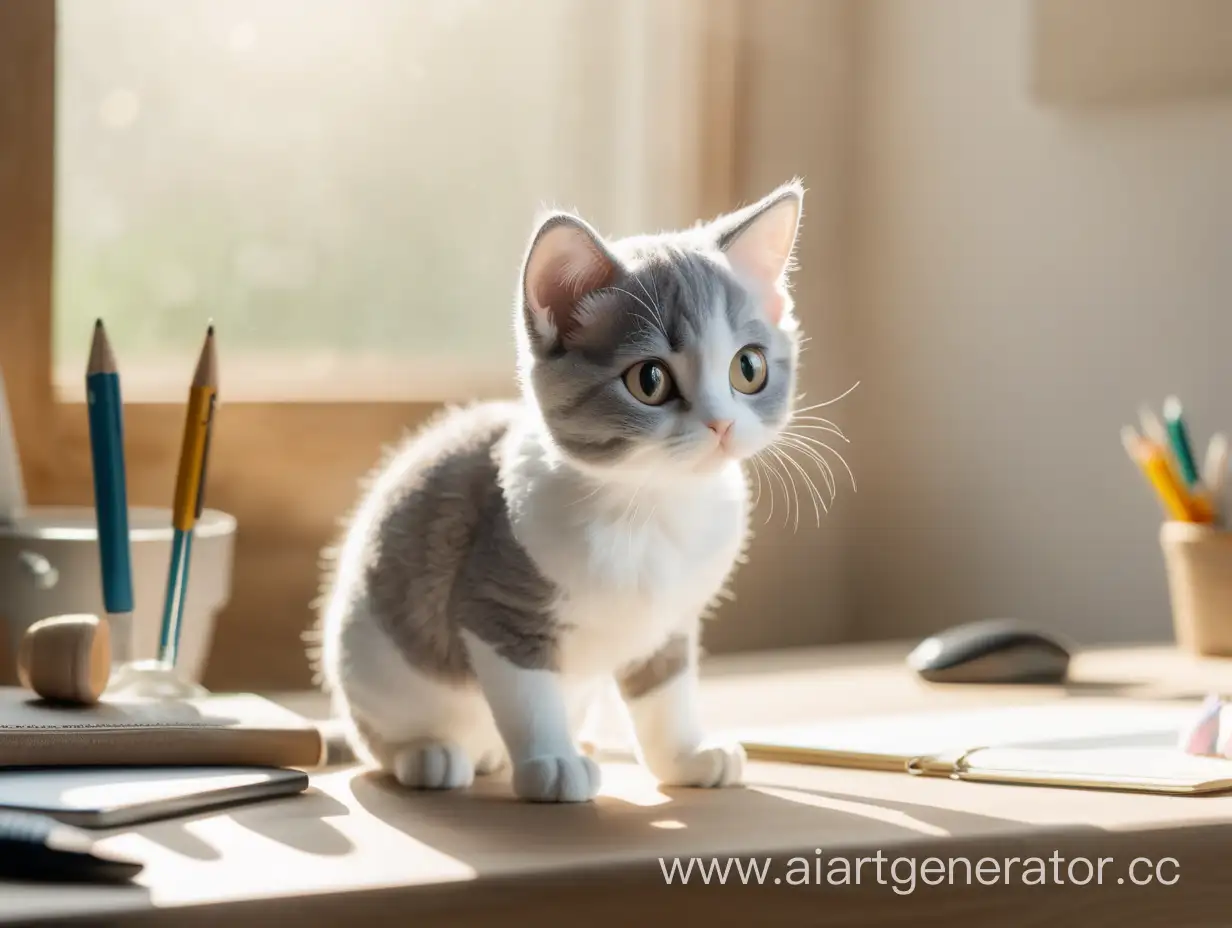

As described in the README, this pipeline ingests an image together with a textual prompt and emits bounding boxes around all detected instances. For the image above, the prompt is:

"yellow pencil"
[158,325,218,666]
[1122,426,1208,523]
[170,325,217,532]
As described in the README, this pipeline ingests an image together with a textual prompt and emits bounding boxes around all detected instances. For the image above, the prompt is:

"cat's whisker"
[631,275,669,337]
[794,380,861,413]
[786,432,856,493]
[776,446,824,526]
[789,414,846,435]
[756,450,788,527]
[610,286,668,340]
[765,446,801,532]
[787,424,849,443]
[647,269,670,336]
[777,435,835,501]
[778,434,838,499]
[570,482,606,507]
[784,445,829,521]
[754,455,776,526]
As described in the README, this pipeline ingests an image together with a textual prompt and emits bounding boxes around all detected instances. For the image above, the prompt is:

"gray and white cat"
[317,182,809,802]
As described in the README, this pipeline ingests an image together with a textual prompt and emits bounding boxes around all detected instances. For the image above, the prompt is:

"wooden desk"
[6,643,1232,927]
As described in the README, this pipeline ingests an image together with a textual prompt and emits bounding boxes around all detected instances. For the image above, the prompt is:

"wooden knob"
[17,614,111,706]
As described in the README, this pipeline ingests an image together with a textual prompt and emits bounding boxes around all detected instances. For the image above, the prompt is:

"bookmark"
[1179,693,1223,756]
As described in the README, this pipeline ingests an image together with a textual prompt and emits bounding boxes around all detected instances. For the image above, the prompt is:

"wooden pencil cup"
[1161,521,1232,657]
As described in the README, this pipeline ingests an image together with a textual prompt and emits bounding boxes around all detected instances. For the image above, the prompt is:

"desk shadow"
[131,788,354,860]
[346,766,1060,869]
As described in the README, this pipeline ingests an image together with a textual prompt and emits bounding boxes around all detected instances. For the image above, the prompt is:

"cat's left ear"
[714,181,803,326]
[521,212,620,351]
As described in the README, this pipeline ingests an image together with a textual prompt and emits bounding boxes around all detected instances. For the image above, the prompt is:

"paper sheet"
[726,701,1191,759]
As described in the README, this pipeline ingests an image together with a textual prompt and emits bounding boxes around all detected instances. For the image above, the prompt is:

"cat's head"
[515,182,803,483]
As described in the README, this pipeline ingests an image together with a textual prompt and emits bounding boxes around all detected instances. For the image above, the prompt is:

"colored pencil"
[157,325,218,667]
[1121,426,1207,523]
[1204,433,1228,498]
[86,320,134,659]
[1203,433,1229,525]
[0,363,24,523]
[1163,396,1201,487]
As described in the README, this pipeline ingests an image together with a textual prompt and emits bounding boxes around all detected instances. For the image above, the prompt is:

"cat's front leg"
[462,631,601,803]
[619,633,745,788]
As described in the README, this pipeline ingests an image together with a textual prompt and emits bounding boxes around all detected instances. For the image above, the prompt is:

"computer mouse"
[906,618,1072,684]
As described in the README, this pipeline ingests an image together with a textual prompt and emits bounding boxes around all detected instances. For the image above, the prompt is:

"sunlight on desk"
[98,769,478,907]
[596,764,673,808]
[750,785,950,838]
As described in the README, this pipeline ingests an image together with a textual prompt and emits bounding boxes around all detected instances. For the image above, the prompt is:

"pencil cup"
[0,506,236,685]
[1160,521,1232,657]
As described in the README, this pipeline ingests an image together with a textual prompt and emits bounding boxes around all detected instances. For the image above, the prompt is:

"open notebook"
[725,700,1232,796]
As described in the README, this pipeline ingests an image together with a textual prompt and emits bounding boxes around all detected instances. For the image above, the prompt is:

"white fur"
[500,417,746,679]
[321,416,750,799]
[321,188,808,801]
[626,670,745,788]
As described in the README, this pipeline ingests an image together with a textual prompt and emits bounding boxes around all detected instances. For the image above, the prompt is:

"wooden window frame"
[0,0,741,689]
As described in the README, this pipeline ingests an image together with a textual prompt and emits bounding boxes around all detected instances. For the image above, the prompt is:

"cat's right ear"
[521,213,619,351]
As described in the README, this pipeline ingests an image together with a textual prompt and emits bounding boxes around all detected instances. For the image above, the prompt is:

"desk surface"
[7,642,1232,927]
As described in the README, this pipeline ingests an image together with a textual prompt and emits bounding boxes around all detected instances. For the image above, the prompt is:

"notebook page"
[729,701,1192,761]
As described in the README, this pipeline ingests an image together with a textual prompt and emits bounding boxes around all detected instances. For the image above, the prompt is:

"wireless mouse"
[906,618,1071,684]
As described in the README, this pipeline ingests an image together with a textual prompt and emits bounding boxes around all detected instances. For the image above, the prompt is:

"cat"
[314,181,811,802]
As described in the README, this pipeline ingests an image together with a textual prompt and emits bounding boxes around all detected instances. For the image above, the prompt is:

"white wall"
[706,0,860,655]
[851,0,1232,645]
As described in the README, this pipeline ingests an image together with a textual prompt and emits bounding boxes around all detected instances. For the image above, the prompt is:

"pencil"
[157,324,218,667]
[1163,396,1201,487]
[86,320,135,659]
[0,363,25,523]
[1204,433,1228,497]
[1204,433,1229,525]
[1122,426,1207,523]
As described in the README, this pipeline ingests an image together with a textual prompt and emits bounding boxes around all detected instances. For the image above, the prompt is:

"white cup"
[0,506,236,684]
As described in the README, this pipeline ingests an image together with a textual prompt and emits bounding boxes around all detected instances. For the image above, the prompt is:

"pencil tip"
[94,318,103,330]
[207,324,214,336]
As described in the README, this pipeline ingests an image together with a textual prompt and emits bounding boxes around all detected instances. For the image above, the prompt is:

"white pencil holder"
[0,506,236,684]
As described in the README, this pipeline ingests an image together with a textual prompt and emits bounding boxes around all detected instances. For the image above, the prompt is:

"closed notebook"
[0,766,309,828]
[0,688,324,769]
[728,700,1232,796]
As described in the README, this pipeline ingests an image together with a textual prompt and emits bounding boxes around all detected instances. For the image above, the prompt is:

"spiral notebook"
[728,700,1232,796]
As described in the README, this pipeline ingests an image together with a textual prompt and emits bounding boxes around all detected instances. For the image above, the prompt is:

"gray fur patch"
[357,403,560,677]
[617,634,692,700]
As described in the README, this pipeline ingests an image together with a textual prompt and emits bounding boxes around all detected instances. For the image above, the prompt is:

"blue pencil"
[1164,396,1201,487]
[86,320,133,662]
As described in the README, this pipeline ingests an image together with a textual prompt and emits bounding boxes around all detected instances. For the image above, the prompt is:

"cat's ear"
[714,181,803,326]
[521,212,620,349]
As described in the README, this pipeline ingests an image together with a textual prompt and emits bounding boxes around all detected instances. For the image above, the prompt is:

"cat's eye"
[624,360,674,406]
[730,347,768,395]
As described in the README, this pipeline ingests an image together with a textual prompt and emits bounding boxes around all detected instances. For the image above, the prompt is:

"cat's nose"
[706,419,734,444]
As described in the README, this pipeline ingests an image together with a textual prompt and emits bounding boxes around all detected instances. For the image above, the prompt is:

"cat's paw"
[513,753,601,802]
[391,741,475,790]
[650,742,746,788]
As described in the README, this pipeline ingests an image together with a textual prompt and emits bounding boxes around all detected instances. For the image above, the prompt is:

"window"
[54,0,729,401]
[3,0,744,689]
